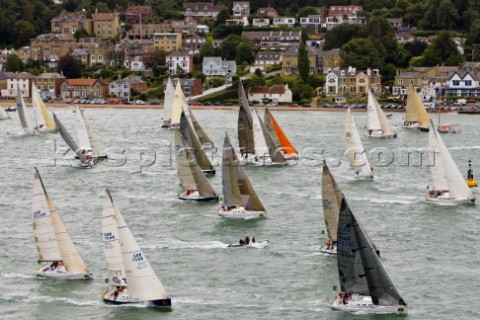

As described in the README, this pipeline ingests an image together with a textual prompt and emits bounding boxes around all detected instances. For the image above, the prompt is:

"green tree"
[199,38,215,60]
[297,6,317,19]
[143,49,166,68]
[235,41,255,65]
[423,0,441,29]
[297,43,310,83]
[421,30,464,66]
[404,39,428,56]
[341,38,383,70]
[404,3,425,26]
[436,0,459,29]
[4,54,25,72]
[323,23,361,50]
[73,28,91,40]
[12,21,36,48]
[58,54,83,78]
[219,34,242,60]
[215,8,230,27]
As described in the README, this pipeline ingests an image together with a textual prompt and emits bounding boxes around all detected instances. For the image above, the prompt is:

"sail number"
[322,199,331,209]
[103,232,115,241]
[33,210,46,219]
[132,252,148,270]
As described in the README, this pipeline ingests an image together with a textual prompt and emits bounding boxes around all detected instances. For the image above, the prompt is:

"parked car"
[190,101,202,106]
[289,103,298,108]
[266,101,278,107]
[301,103,311,108]
[212,101,222,106]
[64,99,73,104]
[135,100,146,105]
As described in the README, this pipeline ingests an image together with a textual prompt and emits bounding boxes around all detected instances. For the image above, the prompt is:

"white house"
[252,18,270,27]
[109,75,147,101]
[253,51,282,70]
[232,2,250,19]
[248,84,292,103]
[300,15,323,34]
[126,56,146,71]
[196,25,209,33]
[273,17,296,28]
[444,71,480,97]
[202,57,237,77]
[166,51,193,74]
[326,5,364,30]
[7,72,36,98]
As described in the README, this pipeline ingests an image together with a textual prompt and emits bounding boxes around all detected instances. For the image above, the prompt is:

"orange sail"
[264,108,298,156]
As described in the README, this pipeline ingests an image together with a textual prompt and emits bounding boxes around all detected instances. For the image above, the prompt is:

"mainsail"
[32,84,56,131]
[405,83,429,128]
[78,106,106,156]
[264,107,298,156]
[185,105,214,148]
[75,105,92,151]
[163,78,175,125]
[170,82,184,128]
[367,90,396,136]
[345,108,373,177]
[372,91,396,136]
[429,120,474,200]
[180,111,214,172]
[102,190,128,287]
[33,169,90,273]
[53,112,83,160]
[104,190,170,301]
[175,130,217,197]
[222,133,265,211]
[321,164,342,242]
[237,81,255,156]
[255,108,285,163]
[337,197,405,306]
[16,88,36,133]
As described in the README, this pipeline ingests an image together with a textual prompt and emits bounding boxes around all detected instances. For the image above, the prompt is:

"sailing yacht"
[345,108,374,180]
[403,83,430,131]
[238,81,285,166]
[218,133,266,219]
[175,129,219,202]
[31,83,57,133]
[331,190,407,315]
[180,111,216,175]
[101,190,172,307]
[53,105,107,168]
[32,168,92,280]
[16,88,37,135]
[264,107,299,159]
[320,163,380,256]
[426,120,475,204]
[366,89,397,138]
[161,78,174,128]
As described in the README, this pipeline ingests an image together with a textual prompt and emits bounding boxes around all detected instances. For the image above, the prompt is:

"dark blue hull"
[103,297,172,308]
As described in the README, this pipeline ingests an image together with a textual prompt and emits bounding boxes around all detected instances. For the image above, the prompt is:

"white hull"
[179,190,218,202]
[366,132,397,139]
[227,240,270,248]
[319,245,337,255]
[402,122,419,129]
[36,266,92,280]
[354,173,374,180]
[218,206,265,219]
[331,294,407,315]
[241,154,285,167]
[426,192,475,205]
[36,127,57,133]
[102,288,171,307]
[168,124,180,130]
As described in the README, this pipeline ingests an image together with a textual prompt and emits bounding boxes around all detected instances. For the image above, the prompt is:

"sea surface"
[0,107,479,320]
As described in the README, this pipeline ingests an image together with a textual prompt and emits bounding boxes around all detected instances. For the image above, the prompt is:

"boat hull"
[241,154,286,167]
[179,191,218,202]
[331,295,407,315]
[103,297,172,308]
[202,169,216,176]
[353,173,374,181]
[366,132,397,139]
[36,269,92,280]
[227,240,269,248]
[418,126,429,132]
[218,206,265,220]
[426,195,475,205]
[319,245,337,255]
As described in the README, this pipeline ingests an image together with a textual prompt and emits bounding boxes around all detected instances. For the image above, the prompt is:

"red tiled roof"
[62,79,107,86]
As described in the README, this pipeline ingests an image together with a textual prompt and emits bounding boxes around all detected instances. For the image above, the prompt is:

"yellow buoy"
[466,160,477,187]
[467,178,478,188]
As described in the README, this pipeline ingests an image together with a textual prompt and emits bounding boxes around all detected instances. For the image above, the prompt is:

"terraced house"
[92,9,120,38]
[59,78,109,99]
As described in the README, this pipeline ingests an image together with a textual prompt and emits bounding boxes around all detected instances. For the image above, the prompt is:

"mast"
[180,111,214,171]
[345,108,373,176]
[321,163,342,242]
[438,64,444,127]
[79,107,106,156]
[52,112,83,160]
[237,81,255,156]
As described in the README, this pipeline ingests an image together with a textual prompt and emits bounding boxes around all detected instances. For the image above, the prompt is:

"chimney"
[367,68,371,76]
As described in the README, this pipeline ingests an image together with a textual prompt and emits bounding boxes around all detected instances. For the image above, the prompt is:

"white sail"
[16,88,36,134]
[430,121,474,200]
[33,169,90,273]
[345,108,373,177]
[105,190,170,301]
[163,78,174,124]
[102,190,128,287]
[32,170,62,262]
[31,85,47,131]
[366,90,381,132]
[251,106,269,157]
[0,105,10,119]
[74,105,92,151]
[79,107,106,156]
[170,82,184,128]
[428,123,448,191]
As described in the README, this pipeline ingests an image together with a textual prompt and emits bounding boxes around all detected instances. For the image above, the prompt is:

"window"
[465,80,472,86]
[453,80,460,86]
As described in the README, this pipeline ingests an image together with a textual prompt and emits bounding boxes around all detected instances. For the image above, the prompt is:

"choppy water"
[0,107,479,320]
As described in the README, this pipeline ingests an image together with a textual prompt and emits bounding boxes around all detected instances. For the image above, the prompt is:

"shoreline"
[1,101,459,113]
